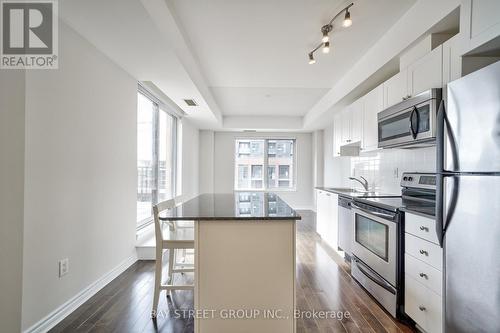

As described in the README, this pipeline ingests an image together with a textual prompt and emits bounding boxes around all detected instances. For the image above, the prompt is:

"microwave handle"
[409,106,419,139]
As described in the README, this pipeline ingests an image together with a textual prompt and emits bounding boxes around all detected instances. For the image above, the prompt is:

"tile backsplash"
[341,147,436,194]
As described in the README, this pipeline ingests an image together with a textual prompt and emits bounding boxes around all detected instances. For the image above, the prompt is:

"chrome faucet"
[349,176,369,191]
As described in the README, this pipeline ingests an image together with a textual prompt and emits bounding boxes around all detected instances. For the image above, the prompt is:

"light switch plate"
[59,258,69,277]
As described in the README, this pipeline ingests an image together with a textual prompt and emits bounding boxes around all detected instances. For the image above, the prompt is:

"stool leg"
[168,248,175,284]
[152,248,162,318]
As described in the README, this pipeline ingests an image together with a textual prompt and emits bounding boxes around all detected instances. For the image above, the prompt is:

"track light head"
[343,9,352,27]
[308,53,316,64]
[322,32,329,43]
[322,42,330,54]
[321,24,332,43]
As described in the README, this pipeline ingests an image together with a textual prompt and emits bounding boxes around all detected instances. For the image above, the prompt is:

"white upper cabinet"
[383,71,408,108]
[340,107,352,145]
[333,114,342,157]
[384,45,443,109]
[442,35,462,87]
[407,45,443,97]
[362,84,384,152]
[461,0,500,54]
[340,100,362,146]
[350,98,363,144]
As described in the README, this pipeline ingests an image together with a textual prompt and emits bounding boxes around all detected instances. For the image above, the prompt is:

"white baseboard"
[23,254,138,333]
[136,246,156,260]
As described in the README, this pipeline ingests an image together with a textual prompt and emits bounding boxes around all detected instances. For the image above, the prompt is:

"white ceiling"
[59,0,417,129]
[168,0,416,117]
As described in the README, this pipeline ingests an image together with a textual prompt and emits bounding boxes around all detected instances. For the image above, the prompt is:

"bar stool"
[151,198,194,318]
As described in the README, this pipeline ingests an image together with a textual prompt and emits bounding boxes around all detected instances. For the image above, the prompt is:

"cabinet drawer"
[405,253,442,296]
[405,233,442,270]
[405,274,443,333]
[405,213,439,245]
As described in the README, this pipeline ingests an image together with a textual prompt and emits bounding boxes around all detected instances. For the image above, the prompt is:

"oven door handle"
[353,258,396,294]
[351,203,396,221]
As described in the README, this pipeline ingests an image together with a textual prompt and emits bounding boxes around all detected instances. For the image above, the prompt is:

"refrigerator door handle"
[436,174,460,246]
[437,100,445,173]
[436,99,460,246]
[437,100,460,172]
[443,176,459,234]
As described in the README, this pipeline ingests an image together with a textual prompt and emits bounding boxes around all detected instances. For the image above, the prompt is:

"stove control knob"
[408,177,413,181]
[403,176,408,181]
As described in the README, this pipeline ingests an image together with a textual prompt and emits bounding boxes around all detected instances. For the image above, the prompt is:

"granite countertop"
[315,187,398,198]
[159,192,301,221]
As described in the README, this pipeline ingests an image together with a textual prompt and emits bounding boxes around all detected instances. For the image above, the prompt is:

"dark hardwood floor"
[51,211,414,333]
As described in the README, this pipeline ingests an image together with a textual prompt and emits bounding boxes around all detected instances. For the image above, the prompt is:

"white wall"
[199,130,215,194]
[21,22,138,330]
[0,71,25,333]
[210,132,314,209]
[180,119,200,200]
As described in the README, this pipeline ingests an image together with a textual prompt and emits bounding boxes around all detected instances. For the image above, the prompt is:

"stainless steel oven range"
[351,201,401,317]
[350,173,436,319]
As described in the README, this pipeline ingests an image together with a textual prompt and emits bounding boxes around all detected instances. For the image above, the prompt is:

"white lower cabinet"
[404,213,443,333]
[315,190,338,251]
[316,190,329,237]
[405,273,443,333]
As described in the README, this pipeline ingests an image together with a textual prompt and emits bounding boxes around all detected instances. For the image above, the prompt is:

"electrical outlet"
[59,258,69,277]
[393,167,399,179]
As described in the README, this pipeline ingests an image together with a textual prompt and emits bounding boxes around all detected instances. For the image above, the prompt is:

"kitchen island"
[160,192,301,333]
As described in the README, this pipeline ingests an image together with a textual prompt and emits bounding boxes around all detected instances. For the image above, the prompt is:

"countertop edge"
[315,187,355,197]
[159,216,302,221]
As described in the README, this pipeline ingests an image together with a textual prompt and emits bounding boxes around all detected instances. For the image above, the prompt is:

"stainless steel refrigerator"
[436,60,500,332]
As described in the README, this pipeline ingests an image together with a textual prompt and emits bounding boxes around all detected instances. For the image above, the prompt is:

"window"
[234,139,295,191]
[137,90,177,227]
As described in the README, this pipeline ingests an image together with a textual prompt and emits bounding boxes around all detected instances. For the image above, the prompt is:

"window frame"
[136,86,178,230]
[234,137,297,192]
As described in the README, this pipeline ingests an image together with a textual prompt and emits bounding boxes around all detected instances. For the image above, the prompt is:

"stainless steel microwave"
[377,89,442,148]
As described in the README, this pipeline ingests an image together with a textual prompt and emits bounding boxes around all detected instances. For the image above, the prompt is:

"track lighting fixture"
[307,2,353,64]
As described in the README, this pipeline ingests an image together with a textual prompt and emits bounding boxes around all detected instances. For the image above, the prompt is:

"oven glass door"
[355,215,389,261]
[378,103,431,146]
[352,208,397,286]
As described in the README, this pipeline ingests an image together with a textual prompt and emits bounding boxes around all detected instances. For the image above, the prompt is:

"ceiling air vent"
[183,99,198,107]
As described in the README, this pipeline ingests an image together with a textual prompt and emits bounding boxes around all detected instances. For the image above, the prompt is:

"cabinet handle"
[419,273,428,279]
[420,226,429,232]
[419,249,428,256]
[419,306,426,312]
